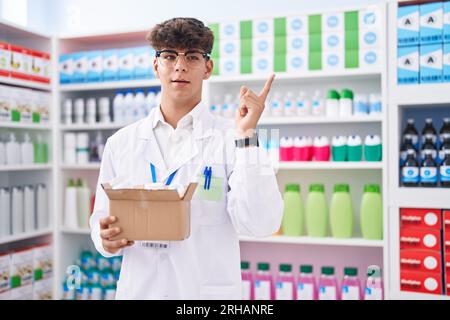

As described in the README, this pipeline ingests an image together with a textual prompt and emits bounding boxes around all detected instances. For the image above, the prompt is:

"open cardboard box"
[101,182,197,241]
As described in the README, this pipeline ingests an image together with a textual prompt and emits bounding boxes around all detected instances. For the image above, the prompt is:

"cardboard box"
[420,43,443,83]
[420,2,443,45]
[400,208,442,230]
[102,183,197,241]
[10,45,32,80]
[400,228,441,251]
[398,5,419,47]
[400,270,443,295]
[400,249,442,274]
[33,243,53,281]
[0,253,10,294]
[398,45,419,84]
[0,42,11,77]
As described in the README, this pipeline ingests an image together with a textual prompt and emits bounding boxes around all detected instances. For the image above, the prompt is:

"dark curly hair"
[146,17,214,53]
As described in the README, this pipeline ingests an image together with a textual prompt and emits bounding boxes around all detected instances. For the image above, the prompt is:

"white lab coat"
[90,103,284,300]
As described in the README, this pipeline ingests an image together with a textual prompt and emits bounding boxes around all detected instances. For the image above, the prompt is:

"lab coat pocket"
[196,174,224,202]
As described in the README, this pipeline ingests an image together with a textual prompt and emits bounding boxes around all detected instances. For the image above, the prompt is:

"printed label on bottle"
[402,167,419,183]
[255,280,271,300]
[319,286,337,300]
[276,281,293,300]
[364,287,382,300]
[341,285,360,300]
[440,165,450,182]
[296,283,314,300]
[284,101,293,109]
[420,167,438,183]
[242,280,251,300]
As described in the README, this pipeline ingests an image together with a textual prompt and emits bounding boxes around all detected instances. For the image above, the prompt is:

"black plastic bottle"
[440,149,450,188]
[400,134,417,166]
[421,134,437,163]
[401,149,420,187]
[422,118,437,144]
[438,133,450,164]
[403,118,419,149]
[440,118,450,142]
[420,150,438,188]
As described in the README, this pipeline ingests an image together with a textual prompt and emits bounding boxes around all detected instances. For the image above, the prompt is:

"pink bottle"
[241,261,254,300]
[293,136,313,161]
[254,262,275,300]
[296,265,318,300]
[275,264,295,300]
[318,266,340,300]
[313,136,330,161]
[364,266,384,300]
[341,267,362,300]
[280,137,294,161]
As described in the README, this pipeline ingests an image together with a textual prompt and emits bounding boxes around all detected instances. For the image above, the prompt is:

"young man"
[90,17,283,299]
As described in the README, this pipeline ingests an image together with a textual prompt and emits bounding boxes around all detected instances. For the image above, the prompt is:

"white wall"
[22,0,386,36]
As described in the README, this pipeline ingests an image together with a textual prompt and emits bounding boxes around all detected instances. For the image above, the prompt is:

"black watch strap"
[235,132,259,148]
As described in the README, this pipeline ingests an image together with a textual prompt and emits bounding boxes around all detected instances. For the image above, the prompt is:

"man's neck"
[160,97,201,129]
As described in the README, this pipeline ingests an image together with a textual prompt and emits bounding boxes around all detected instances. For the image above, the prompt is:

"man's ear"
[153,57,159,79]
[203,59,213,80]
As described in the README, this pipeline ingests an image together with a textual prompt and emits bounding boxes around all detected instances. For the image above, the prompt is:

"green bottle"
[34,134,48,163]
[282,184,304,236]
[330,184,354,238]
[360,184,383,240]
[305,184,328,237]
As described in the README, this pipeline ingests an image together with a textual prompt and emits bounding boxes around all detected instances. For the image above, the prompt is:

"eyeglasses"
[156,49,211,68]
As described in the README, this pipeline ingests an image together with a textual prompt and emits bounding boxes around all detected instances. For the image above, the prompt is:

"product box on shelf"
[219,58,240,76]
[0,253,10,294]
[252,55,273,74]
[445,1,450,43]
[400,208,442,230]
[400,270,443,295]
[444,43,450,82]
[420,2,443,45]
[32,277,52,300]
[72,52,88,83]
[400,228,441,252]
[322,12,344,32]
[87,50,103,82]
[10,45,32,80]
[286,52,307,73]
[220,39,241,58]
[398,45,419,84]
[59,53,74,84]
[400,249,442,274]
[9,283,33,300]
[103,49,119,81]
[398,5,419,47]
[133,46,154,80]
[253,19,274,39]
[359,6,382,30]
[219,21,240,40]
[10,248,34,288]
[33,243,53,281]
[101,182,197,241]
[30,50,51,84]
[286,15,308,35]
[118,48,134,80]
[0,41,11,77]
[359,48,379,69]
[420,43,443,83]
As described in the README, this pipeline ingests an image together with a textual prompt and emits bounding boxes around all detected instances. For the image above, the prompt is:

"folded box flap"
[102,185,180,201]
[182,183,198,200]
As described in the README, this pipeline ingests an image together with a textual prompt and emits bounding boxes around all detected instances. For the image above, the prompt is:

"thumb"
[240,86,248,97]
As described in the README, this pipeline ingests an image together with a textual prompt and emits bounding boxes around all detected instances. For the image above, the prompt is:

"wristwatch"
[235,132,259,148]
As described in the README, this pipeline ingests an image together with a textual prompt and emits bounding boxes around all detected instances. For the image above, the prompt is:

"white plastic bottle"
[354,94,369,116]
[295,91,311,117]
[64,179,78,229]
[369,93,382,115]
[222,94,235,119]
[339,89,354,117]
[0,188,11,236]
[98,97,111,123]
[63,99,73,125]
[6,132,21,165]
[21,133,34,164]
[23,185,35,232]
[64,133,77,164]
[74,98,85,124]
[86,98,97,124]
[77,179,91,230]
[145,91,156,116]
[113,91,125,124]
[270,91,283,117]
[326,89,340,117]
[311,90,325,116]
[0,138,6,165]
[11,186,24,235]
[76,133,90,164]
[210,95,222,116]
[283,91,296,116]
[124,90,135,124]
[134,89,146,121]
[36,184,48,230]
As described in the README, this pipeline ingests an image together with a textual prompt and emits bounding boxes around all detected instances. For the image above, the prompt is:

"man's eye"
[163,54,177,61]
[187,55,200,61]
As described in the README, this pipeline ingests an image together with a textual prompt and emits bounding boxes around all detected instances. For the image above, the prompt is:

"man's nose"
[174,55,188,71]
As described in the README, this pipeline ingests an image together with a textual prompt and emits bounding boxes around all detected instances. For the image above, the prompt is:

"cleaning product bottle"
[279,136,294,162]
[420,150,438,188]
[64,179,78,229]
[331,135,347,162]
[311,90,325,116]
[313,136,330,161]
[270,91,283,117]
[440,149,450,187]
[77,179,91,230]
[318,266,339,300]
[330,184,354,238]
[339,89,353,117]
[283,91,296,116]
[360,184,383,240]
[254,262,274,300]
[275,264,295,300]
[36,184,48,230]
[296,265,317,300]
[341,267,362,300]
[241,261,254,300]
[221,94,234,119]
[6,132,20,165]
[364,135,382,162]
[364,266,383,300]
[403,118,419,149]
[369,93,382,115]
[325,89,340,117]
[401,149,420,187]
[23,185,35,232]
[11,186,24,235]
[34,134,48,164]
[282,184,304,236]
[20,133,34,164]
[305,184,328,237]
[295,91,311,116]
[354,94,368,115]
[347,135,363,162]
[293,136,312,161]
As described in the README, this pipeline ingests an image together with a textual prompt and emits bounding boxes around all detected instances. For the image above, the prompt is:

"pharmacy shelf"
[238,235,384,248]
[60,123,126,131]
[60,228,90,235]
[392,291,450,301]
[0,76,51,91]
[392,187,450,209]
[0,164,52,172]
[0,122,51,130]
[0,229,53,246]
[277,161,383,170]
[59,79,161,92]
[392,83,450,106]
[60,163,101,170]
[258,115,383,125]
[209,69,381,84]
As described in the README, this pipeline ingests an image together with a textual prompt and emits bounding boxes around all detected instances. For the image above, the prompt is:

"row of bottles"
[63,179,92,230]
[282,183,383,240]
[0,132,48,165]
[64,131,105,164]
[241,262,383,300]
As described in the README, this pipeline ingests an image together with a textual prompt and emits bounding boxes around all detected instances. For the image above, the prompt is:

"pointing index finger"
[258,74,275,101]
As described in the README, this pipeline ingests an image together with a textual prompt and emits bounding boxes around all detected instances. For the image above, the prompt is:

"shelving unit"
[0,164,53,172]
[59,79,160,92]
[259,115,382,125]
[0,229,53,246]
[277,161,383,170]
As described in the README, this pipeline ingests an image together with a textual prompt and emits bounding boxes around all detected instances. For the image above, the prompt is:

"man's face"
[153,47,213,102]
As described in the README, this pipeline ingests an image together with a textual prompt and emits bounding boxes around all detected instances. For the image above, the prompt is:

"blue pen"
[206,166,212,190]
[203,166,208,190]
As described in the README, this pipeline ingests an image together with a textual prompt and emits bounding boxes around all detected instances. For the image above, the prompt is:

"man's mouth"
[171,79,190,83]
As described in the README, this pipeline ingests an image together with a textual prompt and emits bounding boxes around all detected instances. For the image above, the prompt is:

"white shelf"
[0,122,51,130]
[209,69,381,84]
[393,83,450,106]
[60,123,127,131]
[277,161,383,170]
[59,79,160,92]
[0,229,53,246]
[0,76,51,91]
[392,291,450,300]
[393,187,450,209]
[259,115,382,125]
[60,163,101,170]
[60,228,90,235]
[0,164,52,172]
[239,235,384,248]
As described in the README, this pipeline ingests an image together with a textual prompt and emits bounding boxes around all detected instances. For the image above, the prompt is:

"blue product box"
[420,2,443,44]
[398,5,420,47]
[72,52,87,83]
[87,50,103,82]
[444,43,450,82]
[420,43,443,83]
[59,54,73,84]
[118,48,134,80]
[398,45,419,85]
[444,2,450,43]
[133,46,154,79]
[102,49,119,81]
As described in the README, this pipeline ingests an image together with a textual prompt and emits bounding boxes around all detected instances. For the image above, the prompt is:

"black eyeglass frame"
[155,49,211,61]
